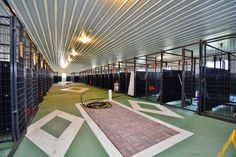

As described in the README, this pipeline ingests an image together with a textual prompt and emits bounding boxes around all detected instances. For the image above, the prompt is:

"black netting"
[0,16,12,143]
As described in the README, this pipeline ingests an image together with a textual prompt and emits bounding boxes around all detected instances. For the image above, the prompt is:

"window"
[163,66,171,70]
[62,73,67,82]
[206,60,228,70]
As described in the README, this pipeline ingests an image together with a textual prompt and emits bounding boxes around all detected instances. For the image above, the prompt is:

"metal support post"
[181,48,186,108]
[160,50,164,104]
[134,58,136,97]
[199,40,203,115]
[10,16,20,141]
[145,56,148,98]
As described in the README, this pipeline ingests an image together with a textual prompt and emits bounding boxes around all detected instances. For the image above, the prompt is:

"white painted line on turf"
[26,110,84,157]
[128,100,184,118]
[76,104,123,157]
[61,87,89,93]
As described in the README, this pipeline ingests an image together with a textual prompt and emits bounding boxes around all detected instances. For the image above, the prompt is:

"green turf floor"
[1,83,235,157]
[41,116,71,138]
[0,142,12,157]
[139,103,161,111]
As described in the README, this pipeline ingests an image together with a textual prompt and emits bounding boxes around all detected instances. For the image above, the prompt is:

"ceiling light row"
[60,31,92,69]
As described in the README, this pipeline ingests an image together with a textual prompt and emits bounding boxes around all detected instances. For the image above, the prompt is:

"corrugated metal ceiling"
[0,1,11,16]
[4,0,236,72]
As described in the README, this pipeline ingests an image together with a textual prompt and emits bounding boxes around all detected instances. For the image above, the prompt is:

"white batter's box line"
[61,87,89,93]
[26,110,84,157]
[128,100,184,119]
[76,100,193,157]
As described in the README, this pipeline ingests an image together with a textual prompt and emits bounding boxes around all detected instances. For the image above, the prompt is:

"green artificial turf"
[139,103,161,111]
[113,97,236,157]
[0,142,12,157]
[9,83,236,157]
[13,84,109,157]
[41,116,71,138]
[68,87,81,90]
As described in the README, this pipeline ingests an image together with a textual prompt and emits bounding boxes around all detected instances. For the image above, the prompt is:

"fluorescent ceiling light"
[79,32,91,44]
[60,57,68,69]
[71,49,78,56]
[67,56,72,62]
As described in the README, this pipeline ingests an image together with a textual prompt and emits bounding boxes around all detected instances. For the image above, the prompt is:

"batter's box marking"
[61,87,89,93]
[129,100,184,118]
[26,110,84,157]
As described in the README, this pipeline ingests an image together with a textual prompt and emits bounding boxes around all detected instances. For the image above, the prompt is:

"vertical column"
[95,68,97,86]
[85,70,87,83]
[191,51,193,75]
[125,60,128,93]
[134,58,136,97]
[193,57,196,104]
[101,66,103,87]
[219,57,222,69]
[181,48,186,108]
[82,71,83,83]
[160,50,164,104]
[199,40,203,115]
[10,16,19,141]
[193,58,196,77]
[80,72,82,83]
[81,72,82,83]
[228,53,231,102]
[118,62,121,92]
[154,58,157,99]
[203,41,207,113]
[213,56,216,69]
[190,51,194,105]
[70,73,72,82]
[227,53,230,70]
[178,60,180,70]
[38,54,41,100]
[112,64,115,89]
[145,56,148,98]
[108,64,110,89]
[228,53,231,78]
[83,71,84,83]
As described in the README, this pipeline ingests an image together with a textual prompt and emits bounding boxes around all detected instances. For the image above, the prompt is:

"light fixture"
[19,42,24,58]
[41,60,44,69]
[71,49,78,56]
[60,57,68,69]
[67,55,72,62]
[33,53,38,65]
[79,32,91,44]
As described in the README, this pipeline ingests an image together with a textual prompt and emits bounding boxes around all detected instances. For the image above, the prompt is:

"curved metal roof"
[6,0,236,72]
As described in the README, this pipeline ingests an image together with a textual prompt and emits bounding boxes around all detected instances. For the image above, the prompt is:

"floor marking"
[76,100,193,157]
[26,110,84,157]
[76,104,123,157]
[61,87,89,93]
[128,100,184,118]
